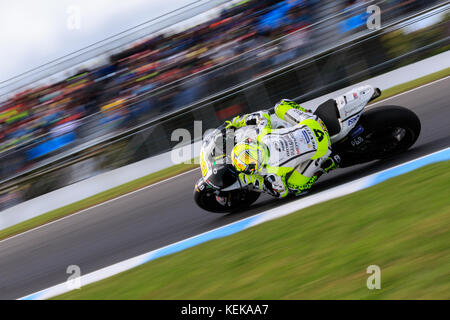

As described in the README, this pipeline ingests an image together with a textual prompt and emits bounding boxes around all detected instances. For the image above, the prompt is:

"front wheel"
[194,183,261,214]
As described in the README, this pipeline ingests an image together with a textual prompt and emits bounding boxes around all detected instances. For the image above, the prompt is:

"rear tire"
[360,105,421,159]
[334,105,421,167]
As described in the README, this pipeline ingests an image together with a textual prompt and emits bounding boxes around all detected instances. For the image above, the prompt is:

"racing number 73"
[313,129,325,142]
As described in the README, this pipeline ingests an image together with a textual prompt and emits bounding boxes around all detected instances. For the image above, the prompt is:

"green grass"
[370,67,450,104]
[55,161,450,300]
[2,67,449,242]
[0,162,198,241]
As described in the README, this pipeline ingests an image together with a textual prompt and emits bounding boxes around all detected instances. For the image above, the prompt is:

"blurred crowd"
[0,0,439,166]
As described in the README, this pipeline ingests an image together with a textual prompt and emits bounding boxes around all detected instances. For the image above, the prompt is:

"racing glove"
[225,115,247,130]
[225,112,271,130]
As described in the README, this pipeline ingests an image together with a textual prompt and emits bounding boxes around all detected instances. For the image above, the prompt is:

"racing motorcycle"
[194,85,421,213]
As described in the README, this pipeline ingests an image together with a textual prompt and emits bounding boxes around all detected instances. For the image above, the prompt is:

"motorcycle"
[194,85,421,213]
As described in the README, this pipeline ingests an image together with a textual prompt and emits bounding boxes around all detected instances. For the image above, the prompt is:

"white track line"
[369,75,450,106]
[0,168,199,244]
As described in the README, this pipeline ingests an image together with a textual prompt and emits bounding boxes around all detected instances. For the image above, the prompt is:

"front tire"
[194,187,261,214]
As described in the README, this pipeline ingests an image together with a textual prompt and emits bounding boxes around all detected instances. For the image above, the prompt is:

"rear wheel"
[361,105,421,159]
[334,105,421,167]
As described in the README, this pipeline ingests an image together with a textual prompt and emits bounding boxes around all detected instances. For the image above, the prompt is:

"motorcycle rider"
[225,99,338,198]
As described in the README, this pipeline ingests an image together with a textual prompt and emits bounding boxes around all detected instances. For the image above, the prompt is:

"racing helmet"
[230,140,267,174]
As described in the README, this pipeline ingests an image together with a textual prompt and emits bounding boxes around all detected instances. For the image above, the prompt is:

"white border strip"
[19,147,450,300]
[0,168,199,245]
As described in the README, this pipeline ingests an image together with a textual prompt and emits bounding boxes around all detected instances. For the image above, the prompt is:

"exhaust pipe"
[369,88,382,102]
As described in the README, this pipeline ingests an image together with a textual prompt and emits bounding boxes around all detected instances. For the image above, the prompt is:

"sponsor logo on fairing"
[349,125,364,138]
[348,114,361,126]
[351,136,364,147]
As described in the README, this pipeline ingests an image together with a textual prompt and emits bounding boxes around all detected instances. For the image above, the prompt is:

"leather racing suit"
[227,99,336,197]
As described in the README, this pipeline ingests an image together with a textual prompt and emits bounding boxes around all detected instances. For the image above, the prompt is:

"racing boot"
[321,153,341,174]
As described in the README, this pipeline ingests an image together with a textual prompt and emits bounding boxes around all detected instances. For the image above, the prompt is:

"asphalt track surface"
[0,78,449,299]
